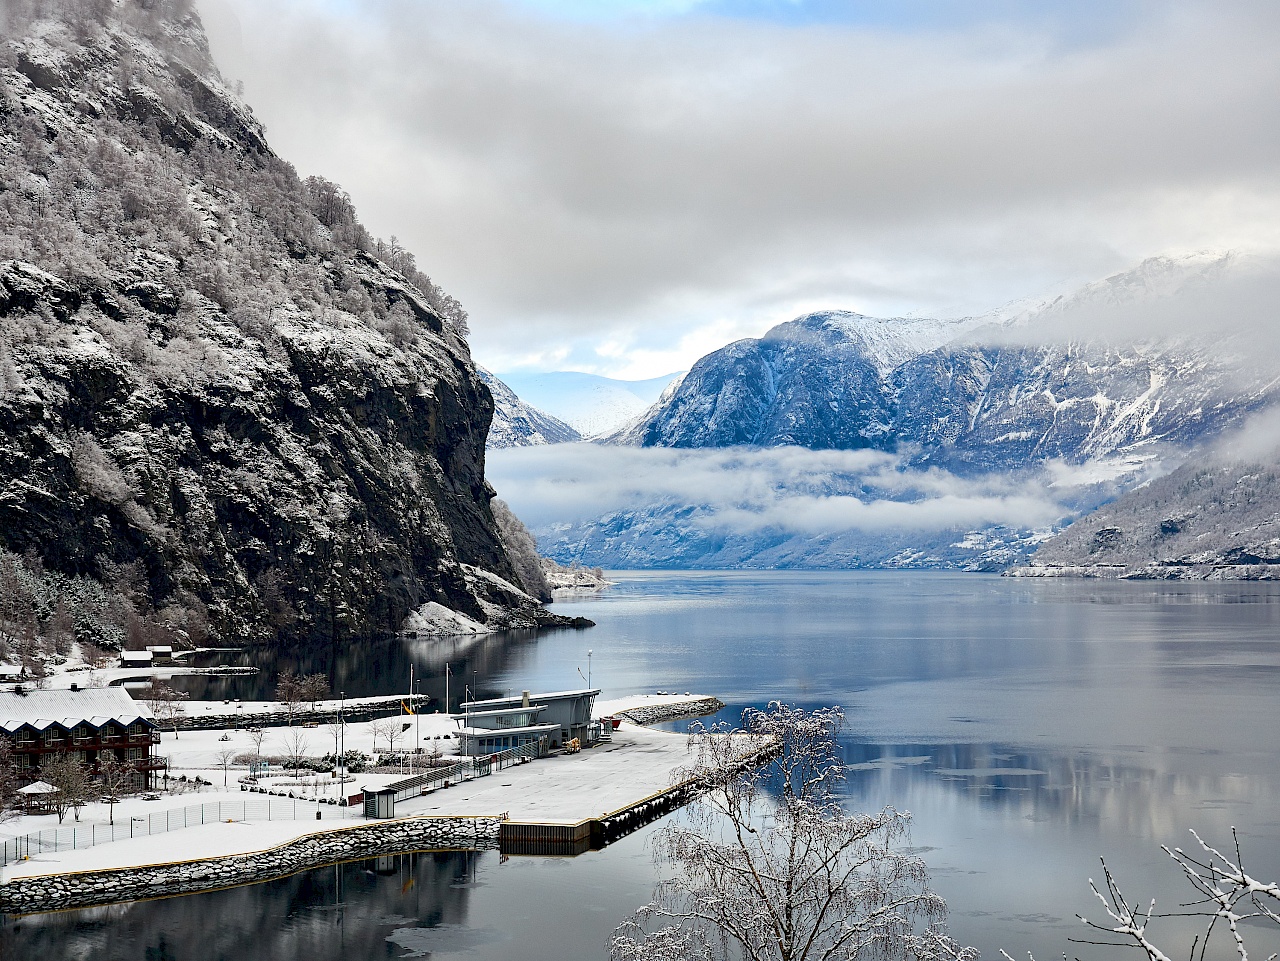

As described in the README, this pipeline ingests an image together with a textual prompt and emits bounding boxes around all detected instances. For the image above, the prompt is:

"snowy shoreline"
[0,692,724,912]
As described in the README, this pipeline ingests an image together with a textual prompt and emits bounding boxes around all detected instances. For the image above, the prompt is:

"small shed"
[0,663,21,682]
[121,650,154,668]
[145,645,175,664]
[363,786,397,819]
[18,780,58,814]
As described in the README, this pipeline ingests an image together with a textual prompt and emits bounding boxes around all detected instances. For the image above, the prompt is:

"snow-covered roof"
[0,687,155,732]
[462,688,600,710]
[453,723,561,738]
[121,650,154,661]
[18,780,57,795]
[454,705,547,721]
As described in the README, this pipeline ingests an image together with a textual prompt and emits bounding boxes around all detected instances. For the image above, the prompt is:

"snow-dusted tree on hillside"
[611,703,973,961]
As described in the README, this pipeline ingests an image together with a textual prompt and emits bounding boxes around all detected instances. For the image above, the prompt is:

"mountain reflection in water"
[6,572,1280,960]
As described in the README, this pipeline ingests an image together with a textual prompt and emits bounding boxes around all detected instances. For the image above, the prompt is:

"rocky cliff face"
[0,0,567,648]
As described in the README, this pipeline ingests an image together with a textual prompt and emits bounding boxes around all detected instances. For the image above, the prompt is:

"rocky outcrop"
[0,2,574,646]
[616,697,725,725]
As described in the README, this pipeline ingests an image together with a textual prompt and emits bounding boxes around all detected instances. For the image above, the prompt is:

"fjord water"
[6,571,1280,960]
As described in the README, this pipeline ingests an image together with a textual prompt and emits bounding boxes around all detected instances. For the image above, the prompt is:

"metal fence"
[0,798,309,867]
[377,740,544,807]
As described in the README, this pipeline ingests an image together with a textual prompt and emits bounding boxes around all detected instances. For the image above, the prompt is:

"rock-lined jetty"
[1,816,501,914]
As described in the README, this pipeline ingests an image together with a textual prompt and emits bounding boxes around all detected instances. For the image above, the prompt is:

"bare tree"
[1027,828,1280,961]
[611,703,972,961]
[371,718,406,757]
[300,673,330,710]
[214,746,238,787]
[140,679,186,738]
[247,727,266,761]
[95,751,133,825]
[276,670,306,724]
[278,728,311,778]
[42,753,91,824]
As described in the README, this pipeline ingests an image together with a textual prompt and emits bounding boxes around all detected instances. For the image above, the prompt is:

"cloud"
[197,0,1280,376]
[485,443,1126,538]
[970,251,1280,368]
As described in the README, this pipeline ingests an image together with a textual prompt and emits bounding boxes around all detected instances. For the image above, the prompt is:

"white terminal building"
[452,688,602,756]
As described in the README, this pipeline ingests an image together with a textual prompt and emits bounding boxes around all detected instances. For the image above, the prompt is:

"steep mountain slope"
[613,312,981,449]
[616,256,1273,473]
[0,0,568,650]
[501,370,680,437]
[476,367,580,449]
[1013,459,1280,579]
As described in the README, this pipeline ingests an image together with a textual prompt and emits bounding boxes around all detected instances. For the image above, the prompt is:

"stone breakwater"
[173,695,430,731]
[0,816,501,915]
[616,697,725,726]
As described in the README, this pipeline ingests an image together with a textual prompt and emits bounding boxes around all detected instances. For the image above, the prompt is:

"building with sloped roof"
[0,687,164,790]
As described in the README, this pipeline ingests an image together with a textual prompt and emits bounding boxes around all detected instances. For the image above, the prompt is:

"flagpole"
[409,663,415,777]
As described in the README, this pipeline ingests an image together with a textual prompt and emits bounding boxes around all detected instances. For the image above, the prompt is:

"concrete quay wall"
[0,816,500,915]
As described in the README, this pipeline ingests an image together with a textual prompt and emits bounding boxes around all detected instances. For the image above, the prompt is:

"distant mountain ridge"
[477,367,581,449]
[613,253,1271,472]
[531,253,1280,573]
[1012,457,1280,579]
[500,370,681,437]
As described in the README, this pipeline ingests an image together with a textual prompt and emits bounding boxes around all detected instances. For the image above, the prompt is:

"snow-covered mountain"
[538,253,1280,572]
[1014,457,1280,578]
[614,254,1271,471]
[499,370,682,437]
[477,367,580,448]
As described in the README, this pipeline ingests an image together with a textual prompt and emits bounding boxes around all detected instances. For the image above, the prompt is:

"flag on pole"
[402,700,414,715]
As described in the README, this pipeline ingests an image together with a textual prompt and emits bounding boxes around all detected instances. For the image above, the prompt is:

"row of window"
[11,747,151,768]
[473,734,539,752]
[3,722,152,745]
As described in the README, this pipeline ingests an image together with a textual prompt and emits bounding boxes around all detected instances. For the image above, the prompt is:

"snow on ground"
[1,721,702,880]
[2,816,339,880]
[0,693,722,882]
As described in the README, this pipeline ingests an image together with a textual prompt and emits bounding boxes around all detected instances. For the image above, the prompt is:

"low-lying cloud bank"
[487,443,1154,541]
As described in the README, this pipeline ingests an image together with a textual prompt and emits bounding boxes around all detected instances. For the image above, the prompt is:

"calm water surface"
[6,571,1280,960]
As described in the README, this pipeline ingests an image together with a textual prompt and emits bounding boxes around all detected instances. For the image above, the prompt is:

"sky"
[196,0,1280,379]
